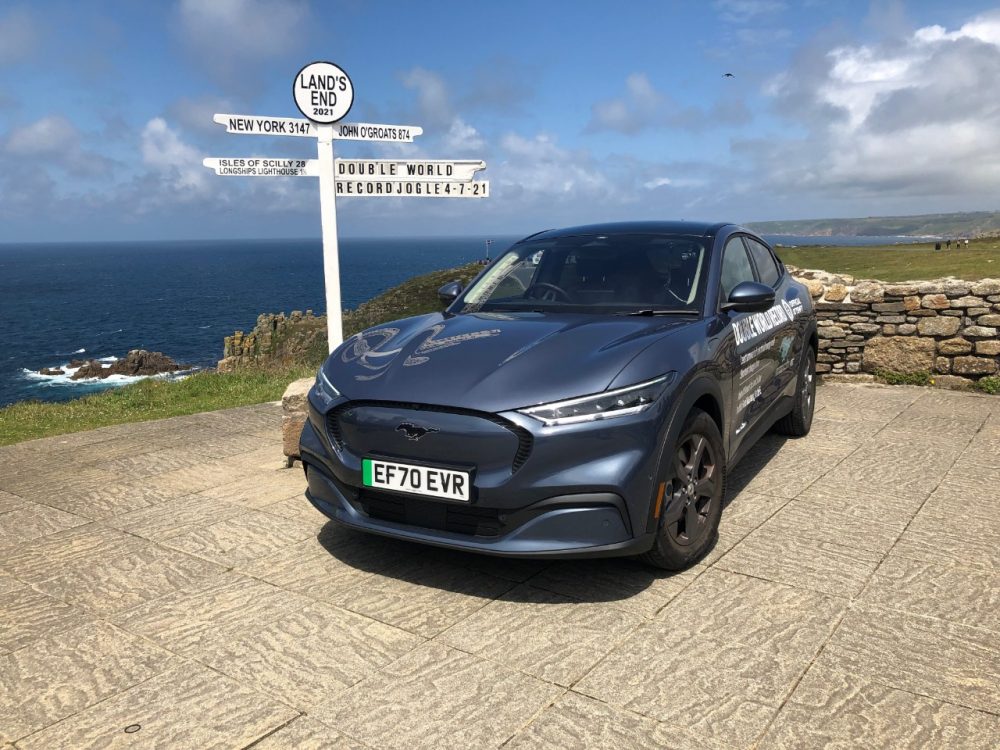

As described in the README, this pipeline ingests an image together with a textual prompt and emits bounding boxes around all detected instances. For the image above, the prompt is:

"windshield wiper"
[619,309,699,316]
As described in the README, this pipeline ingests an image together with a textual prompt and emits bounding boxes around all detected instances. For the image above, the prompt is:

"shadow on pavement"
[723,432,788,509]
[315,519,696,605]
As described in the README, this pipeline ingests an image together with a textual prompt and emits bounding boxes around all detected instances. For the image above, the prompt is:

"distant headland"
[747,210,1000,238]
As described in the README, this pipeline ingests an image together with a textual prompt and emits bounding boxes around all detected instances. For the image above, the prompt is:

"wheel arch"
[644,373,727,535]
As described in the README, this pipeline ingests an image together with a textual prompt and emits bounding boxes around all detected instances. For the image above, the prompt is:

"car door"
[719,234,776,452]
[744,236,801,409]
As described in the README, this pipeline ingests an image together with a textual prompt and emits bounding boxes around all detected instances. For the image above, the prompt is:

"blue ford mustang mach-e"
[300,222,817,569]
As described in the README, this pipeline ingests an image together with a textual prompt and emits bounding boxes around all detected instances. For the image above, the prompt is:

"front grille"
[359,489,503,537]
[326,400,533,473]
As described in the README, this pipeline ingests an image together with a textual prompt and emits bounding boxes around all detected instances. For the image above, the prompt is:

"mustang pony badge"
[396,422,438,441]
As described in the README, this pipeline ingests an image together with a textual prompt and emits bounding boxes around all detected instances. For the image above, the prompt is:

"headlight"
[313,366,342,406]
[517,374,674,426]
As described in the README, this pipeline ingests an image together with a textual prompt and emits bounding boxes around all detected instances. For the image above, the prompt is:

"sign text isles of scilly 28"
[203,61,489,351]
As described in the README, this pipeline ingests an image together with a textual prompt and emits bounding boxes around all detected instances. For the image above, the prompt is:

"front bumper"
[299,388,671,559]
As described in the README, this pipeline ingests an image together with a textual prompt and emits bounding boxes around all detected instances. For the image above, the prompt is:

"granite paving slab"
[15,663,298,750]
[816,605,1000,714]
[0,621,177,743]
[314,641,562,749]
[576,569,846,746]
[757,664,1000,749]
[0,389,996,748]
[438,583,644,686]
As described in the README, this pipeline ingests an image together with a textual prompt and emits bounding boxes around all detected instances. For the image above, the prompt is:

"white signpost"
[204,61,488,351]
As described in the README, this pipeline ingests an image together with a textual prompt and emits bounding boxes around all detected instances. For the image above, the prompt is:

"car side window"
[746,238,781,287]
[720,237,756,301]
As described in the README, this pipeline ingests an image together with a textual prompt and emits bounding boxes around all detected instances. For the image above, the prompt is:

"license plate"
[362,458,471,502]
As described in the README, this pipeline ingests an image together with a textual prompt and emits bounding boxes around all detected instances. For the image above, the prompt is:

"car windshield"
[458,233,708,314]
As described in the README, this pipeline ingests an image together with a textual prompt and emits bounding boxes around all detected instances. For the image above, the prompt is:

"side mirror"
[437,281,463,305]
[723,281,774,313]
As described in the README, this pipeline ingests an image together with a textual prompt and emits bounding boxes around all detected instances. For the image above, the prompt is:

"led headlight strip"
[517,374,674,426]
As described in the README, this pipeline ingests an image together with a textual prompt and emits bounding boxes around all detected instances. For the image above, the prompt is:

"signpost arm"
[316,125,343,352]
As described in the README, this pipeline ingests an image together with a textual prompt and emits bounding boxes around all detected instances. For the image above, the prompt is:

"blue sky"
[2,0,1000,241]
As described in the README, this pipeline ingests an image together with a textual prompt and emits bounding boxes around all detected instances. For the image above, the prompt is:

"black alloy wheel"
[665,433,718,547]
[641,408,724,570]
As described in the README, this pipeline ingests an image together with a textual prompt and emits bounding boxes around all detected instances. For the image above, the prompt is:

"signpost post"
[204,61,488,351]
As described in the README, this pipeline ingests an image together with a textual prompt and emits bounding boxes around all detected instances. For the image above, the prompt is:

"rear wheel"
[641,408,725,570]
[774,345,816,437]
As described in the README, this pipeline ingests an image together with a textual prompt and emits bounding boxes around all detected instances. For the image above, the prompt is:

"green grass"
[874,370,933,386]
[975,376,1000,395]
[776,239,1000,282]
[342,262,482,335]
[0,366,317,446]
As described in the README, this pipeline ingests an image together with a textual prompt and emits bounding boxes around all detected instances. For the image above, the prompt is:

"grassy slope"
[0,263,483,446]
[776,239,1000,282]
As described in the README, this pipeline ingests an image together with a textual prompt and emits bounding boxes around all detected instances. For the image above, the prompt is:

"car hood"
[326,311,693,413]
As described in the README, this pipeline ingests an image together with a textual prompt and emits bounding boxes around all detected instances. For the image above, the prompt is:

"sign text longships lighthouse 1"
[203,60,489,351]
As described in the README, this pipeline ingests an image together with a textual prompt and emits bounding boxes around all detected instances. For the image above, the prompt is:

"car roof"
[518,221,732,242]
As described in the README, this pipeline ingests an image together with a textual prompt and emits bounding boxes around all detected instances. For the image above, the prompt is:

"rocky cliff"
[218,310,328,372]
[218,263,482,371]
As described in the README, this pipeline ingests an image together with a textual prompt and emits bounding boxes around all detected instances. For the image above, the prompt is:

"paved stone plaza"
[1,383,997,748]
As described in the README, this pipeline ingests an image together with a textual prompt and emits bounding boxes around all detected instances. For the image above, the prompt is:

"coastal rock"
[38,367,65,376]
[70,350,190,380]
[70,360,108,380]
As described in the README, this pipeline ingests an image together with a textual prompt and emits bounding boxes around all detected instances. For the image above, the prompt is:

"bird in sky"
[723,72,735,78]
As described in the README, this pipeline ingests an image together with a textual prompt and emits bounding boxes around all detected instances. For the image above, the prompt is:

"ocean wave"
[72,348,86,354]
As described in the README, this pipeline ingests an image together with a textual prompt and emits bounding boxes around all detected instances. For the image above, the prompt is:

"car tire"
[773,345,816,437]
[641,408,725,571]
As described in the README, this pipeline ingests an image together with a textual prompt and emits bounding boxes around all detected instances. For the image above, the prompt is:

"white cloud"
[140,117,209,194]
[752,10,1000,204]
[442,118,485,154]
[0,7,39,66]
[400,67,454,130]
[167,95,239,134]
[4,116,114,177]
[175,0,309,88]
[497,133,612,199]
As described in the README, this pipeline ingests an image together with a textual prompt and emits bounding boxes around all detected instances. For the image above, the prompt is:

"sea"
[0,233,929,407]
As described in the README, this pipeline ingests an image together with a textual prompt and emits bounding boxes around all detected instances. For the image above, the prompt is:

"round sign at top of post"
[292,61,354,124]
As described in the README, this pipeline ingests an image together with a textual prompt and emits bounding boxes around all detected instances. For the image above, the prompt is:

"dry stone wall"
[789,267,1000,387]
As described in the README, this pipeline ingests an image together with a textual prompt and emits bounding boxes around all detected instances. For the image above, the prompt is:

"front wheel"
[640,408,725,570]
